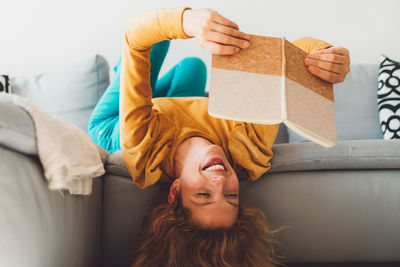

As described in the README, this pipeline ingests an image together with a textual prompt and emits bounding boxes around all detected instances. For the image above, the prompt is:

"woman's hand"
[304,46,351,84]
[183,9,250,55]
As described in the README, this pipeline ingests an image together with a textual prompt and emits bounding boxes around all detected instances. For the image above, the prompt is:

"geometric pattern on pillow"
[0,75,10,93]
[377,55,400,139]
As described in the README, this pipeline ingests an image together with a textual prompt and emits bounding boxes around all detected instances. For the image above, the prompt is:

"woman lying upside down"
[88,7,350,267]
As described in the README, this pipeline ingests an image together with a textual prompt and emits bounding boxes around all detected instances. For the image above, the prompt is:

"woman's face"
[169,144,239,228]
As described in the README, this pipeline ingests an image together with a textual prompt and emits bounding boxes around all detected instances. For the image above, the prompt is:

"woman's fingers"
[313,46,350,57]
[306,53,348,65]
[208,22,250,41]
[202,10,249,53]
[307,65,344,84]
[202,28,250,49]
[203,13,250,52]
[305,46,351,84]
[305,57,344,73]
[200,40,240,55]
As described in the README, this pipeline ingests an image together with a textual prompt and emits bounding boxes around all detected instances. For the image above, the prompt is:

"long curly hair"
[129,185,282,267]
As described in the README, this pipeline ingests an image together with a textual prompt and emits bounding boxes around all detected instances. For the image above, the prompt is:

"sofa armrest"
[0,100,37,155]
[0,145,103,267]
[0,101,106,267]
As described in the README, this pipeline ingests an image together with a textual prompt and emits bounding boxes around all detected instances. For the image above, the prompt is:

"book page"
[209,68,282,123]
[284,40,337,147]
[285,78,337,147]
[209,36,283,123]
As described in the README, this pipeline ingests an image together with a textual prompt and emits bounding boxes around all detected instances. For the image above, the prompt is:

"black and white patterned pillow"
[377,55,400,139]
[0,75,11,93]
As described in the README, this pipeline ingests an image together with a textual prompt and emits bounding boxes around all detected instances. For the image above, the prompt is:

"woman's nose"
[211,175,226,192]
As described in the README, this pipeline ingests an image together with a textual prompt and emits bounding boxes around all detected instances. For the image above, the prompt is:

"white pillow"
[377,55,400,139]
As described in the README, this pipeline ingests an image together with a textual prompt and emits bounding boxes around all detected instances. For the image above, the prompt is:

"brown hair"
[129,185,282,267]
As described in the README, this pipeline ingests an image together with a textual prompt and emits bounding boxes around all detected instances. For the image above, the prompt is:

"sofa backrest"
[275,64,383,144]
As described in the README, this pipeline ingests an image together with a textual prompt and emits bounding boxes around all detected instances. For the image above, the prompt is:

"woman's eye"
[197,192,210,197]
[226,193,238,198]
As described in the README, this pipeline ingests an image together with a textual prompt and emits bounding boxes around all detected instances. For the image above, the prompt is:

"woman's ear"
[168,179,180,204]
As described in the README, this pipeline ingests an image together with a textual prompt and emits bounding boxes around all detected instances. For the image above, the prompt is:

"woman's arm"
[120,7,249,188]
[120,8,190,188]
[120,8,190,149]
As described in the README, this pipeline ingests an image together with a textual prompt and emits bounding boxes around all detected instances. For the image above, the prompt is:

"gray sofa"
[0,60,399,267]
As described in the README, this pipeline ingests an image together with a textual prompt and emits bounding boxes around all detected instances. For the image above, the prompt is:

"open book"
[209,35,337,148]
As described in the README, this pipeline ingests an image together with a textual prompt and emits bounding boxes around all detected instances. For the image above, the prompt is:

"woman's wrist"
[182,9,195,37]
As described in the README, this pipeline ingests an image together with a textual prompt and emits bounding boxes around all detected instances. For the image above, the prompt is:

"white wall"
[1,0,399,86]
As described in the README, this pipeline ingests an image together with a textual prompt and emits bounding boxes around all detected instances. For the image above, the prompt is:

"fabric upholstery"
[106,150,127,177]
[0,100,36,155]
[239,170,400,262]
[102,170,400,264]
[269,139,400,173]
[102,175,158,267]
[274,123,289,144]
[0,146,102,267]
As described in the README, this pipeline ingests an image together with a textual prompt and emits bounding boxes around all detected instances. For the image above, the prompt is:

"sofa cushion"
[378,55,400,139]
[270,139,400,173]
[289,64,383,143]
[274,123,289,144]
[9,55,109,131]
[106,151,129,178]
[106,140,400,179]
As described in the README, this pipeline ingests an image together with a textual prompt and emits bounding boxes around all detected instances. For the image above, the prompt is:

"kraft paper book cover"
[208,35,337,148]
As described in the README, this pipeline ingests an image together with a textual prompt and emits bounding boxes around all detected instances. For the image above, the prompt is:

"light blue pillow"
[9,55,110,131]
[288,64,382,143]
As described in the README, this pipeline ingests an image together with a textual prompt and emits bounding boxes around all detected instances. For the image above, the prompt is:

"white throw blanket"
[0,93,105,195]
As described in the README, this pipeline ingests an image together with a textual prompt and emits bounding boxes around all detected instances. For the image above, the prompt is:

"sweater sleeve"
[120,7,191,189]
[292,37,332,54]
[228,122,280,181]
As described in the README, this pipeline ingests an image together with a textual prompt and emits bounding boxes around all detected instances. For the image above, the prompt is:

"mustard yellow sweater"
[120,7,331,189]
